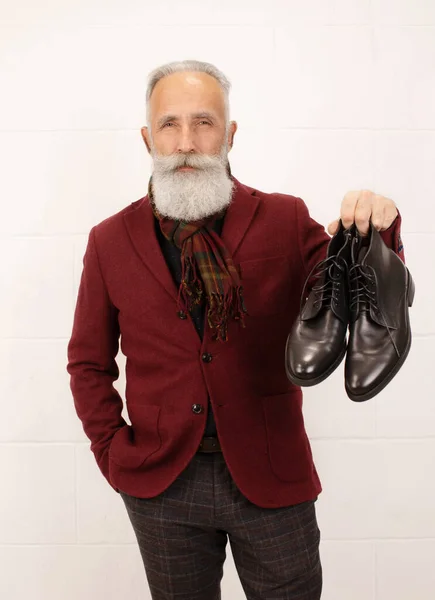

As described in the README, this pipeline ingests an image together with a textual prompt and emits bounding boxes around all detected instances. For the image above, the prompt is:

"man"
[67,60,402,600]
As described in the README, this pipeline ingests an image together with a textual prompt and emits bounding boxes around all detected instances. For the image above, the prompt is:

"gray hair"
[145,59,231,129]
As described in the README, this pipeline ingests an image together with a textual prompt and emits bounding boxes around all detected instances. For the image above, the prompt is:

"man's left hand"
[327,190,398,237]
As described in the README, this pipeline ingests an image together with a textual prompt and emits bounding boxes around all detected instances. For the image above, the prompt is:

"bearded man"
[67,59,403,600]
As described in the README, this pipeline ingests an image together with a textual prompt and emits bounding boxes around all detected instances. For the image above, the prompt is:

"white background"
[1,0,434,598]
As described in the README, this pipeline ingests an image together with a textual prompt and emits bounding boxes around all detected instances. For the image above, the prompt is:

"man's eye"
[163,122,174,128]
[199,121,211,125]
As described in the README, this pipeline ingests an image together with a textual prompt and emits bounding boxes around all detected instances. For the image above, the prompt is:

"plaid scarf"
[148,176,248,342]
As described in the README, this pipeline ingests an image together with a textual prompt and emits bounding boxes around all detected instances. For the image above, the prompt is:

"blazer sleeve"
[294,198,405,285]
[67,226,127,492]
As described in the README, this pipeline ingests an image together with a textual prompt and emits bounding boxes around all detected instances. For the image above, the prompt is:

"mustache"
[152,152,227,173]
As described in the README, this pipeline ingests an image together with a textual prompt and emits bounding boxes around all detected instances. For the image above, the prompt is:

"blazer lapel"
[221,177,260,257]
[123,194,179,302]
[123,176,260,302]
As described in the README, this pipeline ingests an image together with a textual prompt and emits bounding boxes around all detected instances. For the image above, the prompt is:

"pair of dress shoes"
[285,221,415,401]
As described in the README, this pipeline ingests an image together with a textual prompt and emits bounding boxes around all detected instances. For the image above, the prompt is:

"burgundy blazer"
[67,176,403,508]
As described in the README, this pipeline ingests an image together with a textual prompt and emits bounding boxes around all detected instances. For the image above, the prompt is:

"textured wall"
[1,1,434,598]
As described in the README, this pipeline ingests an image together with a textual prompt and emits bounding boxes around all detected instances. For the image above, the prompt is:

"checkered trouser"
[119,451,322,600]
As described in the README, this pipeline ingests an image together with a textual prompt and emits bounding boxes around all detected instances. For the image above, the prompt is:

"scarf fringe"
[178,255,204,310]
[207,286,247,342]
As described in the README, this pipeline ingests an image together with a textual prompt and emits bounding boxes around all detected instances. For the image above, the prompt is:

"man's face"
[141,71,237,222]
[144,71,231,157]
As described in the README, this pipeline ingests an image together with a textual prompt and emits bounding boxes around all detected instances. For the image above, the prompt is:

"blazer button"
[192,404,204,414]
[178,310,187,320]
[202,352,213,363]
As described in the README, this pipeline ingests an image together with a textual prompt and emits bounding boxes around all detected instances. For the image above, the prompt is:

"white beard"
[150,145,235,221]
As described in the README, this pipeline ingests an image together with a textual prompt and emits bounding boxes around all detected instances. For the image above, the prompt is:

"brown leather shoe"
[345,223,415,402]
[285,221,352,386]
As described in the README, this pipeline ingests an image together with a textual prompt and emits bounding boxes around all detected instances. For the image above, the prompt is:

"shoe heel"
[407,269,415,307]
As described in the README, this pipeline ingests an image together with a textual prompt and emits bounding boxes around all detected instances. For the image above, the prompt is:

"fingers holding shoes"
[328,190,398,237]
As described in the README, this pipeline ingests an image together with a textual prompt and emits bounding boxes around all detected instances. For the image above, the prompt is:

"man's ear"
[141,126,152,154]
[227,120,237,151]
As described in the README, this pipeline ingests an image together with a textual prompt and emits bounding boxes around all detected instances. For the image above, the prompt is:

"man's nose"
[177,126,196,154]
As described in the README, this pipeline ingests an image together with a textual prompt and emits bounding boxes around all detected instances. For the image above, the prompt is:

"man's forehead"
[154,70,220,92]
[151,72,224,107]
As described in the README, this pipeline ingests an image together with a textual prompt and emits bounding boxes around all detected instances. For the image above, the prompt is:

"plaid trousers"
[119,450,322,600]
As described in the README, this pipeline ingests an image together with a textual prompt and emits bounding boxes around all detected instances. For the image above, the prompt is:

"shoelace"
[349,263,400,357]
[300,255,348,314]
[349,264,377,312]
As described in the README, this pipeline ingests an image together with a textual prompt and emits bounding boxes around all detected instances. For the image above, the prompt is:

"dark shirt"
[154,213,226,437]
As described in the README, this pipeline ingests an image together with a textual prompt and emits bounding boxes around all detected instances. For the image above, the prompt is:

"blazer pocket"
[261,391,314,483]
[108,404,162,469]
[238,255,291,316]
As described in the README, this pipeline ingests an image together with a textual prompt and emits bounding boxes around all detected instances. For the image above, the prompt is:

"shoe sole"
[285,343,347,387]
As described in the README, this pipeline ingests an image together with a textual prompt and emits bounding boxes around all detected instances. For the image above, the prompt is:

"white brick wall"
[1,1,433,598]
